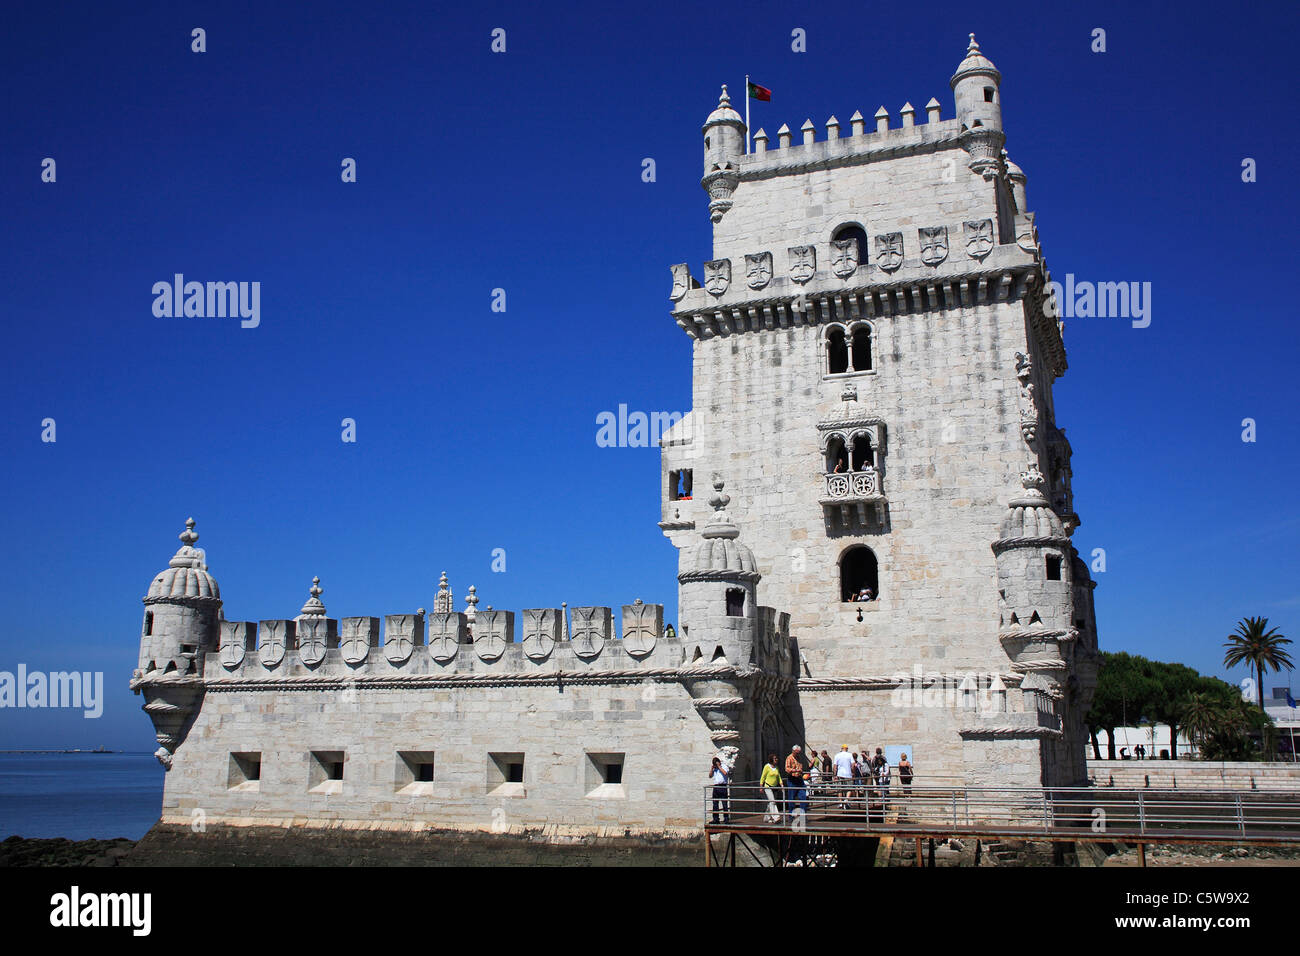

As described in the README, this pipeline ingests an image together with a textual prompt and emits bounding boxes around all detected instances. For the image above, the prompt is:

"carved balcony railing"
[819,468,886,527]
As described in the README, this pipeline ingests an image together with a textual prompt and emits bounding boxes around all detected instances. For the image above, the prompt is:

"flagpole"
[744,74,750,154]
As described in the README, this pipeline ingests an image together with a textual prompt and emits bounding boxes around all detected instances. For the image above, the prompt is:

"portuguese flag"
[747,80,771,101]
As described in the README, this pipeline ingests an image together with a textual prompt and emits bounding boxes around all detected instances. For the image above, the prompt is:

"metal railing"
[704,780,1300,841]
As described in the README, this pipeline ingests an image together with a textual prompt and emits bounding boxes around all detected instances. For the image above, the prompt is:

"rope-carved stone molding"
[798,674,1024,691]
[691,697,746,708]
[999,626,1079,644]
[959,726,1064,739]
[1010,659,1069,672]
[197,663,745,694]
[992,534,1072,553]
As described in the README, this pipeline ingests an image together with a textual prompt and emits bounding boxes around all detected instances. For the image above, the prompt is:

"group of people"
[709,744,914,825]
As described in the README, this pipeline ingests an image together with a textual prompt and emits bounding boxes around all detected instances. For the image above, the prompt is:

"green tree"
[1223,616,1293,709]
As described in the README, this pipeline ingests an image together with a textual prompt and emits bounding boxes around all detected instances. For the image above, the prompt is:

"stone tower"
[661,36,1100,786]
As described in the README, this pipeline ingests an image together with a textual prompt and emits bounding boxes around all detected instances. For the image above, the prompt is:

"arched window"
[851,324,872,371]
[840,546,880,602]
[850,433,873,471]
[826,326,849,375]
[825,435,849,473]
[832,224,868,265]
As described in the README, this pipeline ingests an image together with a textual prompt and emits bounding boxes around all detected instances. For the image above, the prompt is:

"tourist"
[709,757,730,824]
[760,754,783,823]
[833,745,854,808]
[876,753,891,801]
[898,753,914,793]
[820,750,833,774]
[784,745,809,818]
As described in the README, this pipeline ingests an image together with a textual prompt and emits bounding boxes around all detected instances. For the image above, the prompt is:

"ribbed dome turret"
[997,467,1068,542]
[145,518,221,602]
[950,33,1001,87]
[681,477,759,580]
[703,85,745,130]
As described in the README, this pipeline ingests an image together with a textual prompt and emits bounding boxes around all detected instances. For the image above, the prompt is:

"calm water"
[0,753,163,840]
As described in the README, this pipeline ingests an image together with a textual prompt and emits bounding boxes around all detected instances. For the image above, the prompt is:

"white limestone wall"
[161,678,719,833]
[681,297,1033,678]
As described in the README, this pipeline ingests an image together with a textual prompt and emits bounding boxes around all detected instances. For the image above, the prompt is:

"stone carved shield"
[670,263,691,302]
[474,609,512,662]
[427,612,465,663]
[830,239,859,278]
[570,606,611,660]
[384,614,421,665]
[788,245,816,284]
[964,219,994,260]
[522,608,560,661]
[220,621,251,669]
[744,252,772,290]
[258,620,289,668]
[341,617,376,665]
[919,226,948,266]
[875,232,903,272]
[703,259,731,297]
[621,600,661,659]
[297,617,331,666]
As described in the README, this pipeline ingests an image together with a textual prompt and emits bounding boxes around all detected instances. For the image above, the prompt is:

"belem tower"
[131,36,1100,840]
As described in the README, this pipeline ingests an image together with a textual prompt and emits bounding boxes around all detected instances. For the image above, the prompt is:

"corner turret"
[133,518,222,769]
[951,34,1005,179]
[701,85,746,224]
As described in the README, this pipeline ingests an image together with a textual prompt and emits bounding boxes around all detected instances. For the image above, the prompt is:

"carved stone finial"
[1020,464,1046,493]
[434,571,453,613]
[717,84,731,108]
[179,517,198,546]
[968,32,980,54]
[300,576,326,618]
[709,475,730,512]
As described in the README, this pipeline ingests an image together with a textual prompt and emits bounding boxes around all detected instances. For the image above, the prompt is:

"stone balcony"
[818,468,886,528]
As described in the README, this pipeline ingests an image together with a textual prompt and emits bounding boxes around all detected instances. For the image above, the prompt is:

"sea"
[0,753,163,840]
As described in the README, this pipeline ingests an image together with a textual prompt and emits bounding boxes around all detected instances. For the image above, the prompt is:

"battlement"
[201,598,795,685]
[746,100,959,176]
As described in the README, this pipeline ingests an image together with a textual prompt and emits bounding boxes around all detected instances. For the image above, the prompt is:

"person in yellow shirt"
[760,754,783,823]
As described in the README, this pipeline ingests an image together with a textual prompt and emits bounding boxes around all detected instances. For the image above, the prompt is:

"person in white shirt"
[832,745,854,808]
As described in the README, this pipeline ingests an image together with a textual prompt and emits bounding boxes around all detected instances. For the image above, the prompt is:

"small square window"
[488,752,526,795]
[309,750,345,793]
[984,87,995,103]
[586,752,627,798]
[227,752,261,791]
[396,750,436,793]
[1045,555,1063,581]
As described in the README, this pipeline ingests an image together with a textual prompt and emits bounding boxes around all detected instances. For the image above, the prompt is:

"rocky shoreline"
[1,835,136,867]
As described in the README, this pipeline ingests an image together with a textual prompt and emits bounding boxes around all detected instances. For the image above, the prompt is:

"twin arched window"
[826,322,873,375]
[825,433,875,473]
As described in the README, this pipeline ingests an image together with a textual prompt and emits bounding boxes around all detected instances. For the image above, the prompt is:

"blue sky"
[1,0,1297,749]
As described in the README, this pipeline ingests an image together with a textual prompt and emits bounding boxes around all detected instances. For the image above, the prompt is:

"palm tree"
[1180,692,1221,753]
[1223,617,1293,709]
